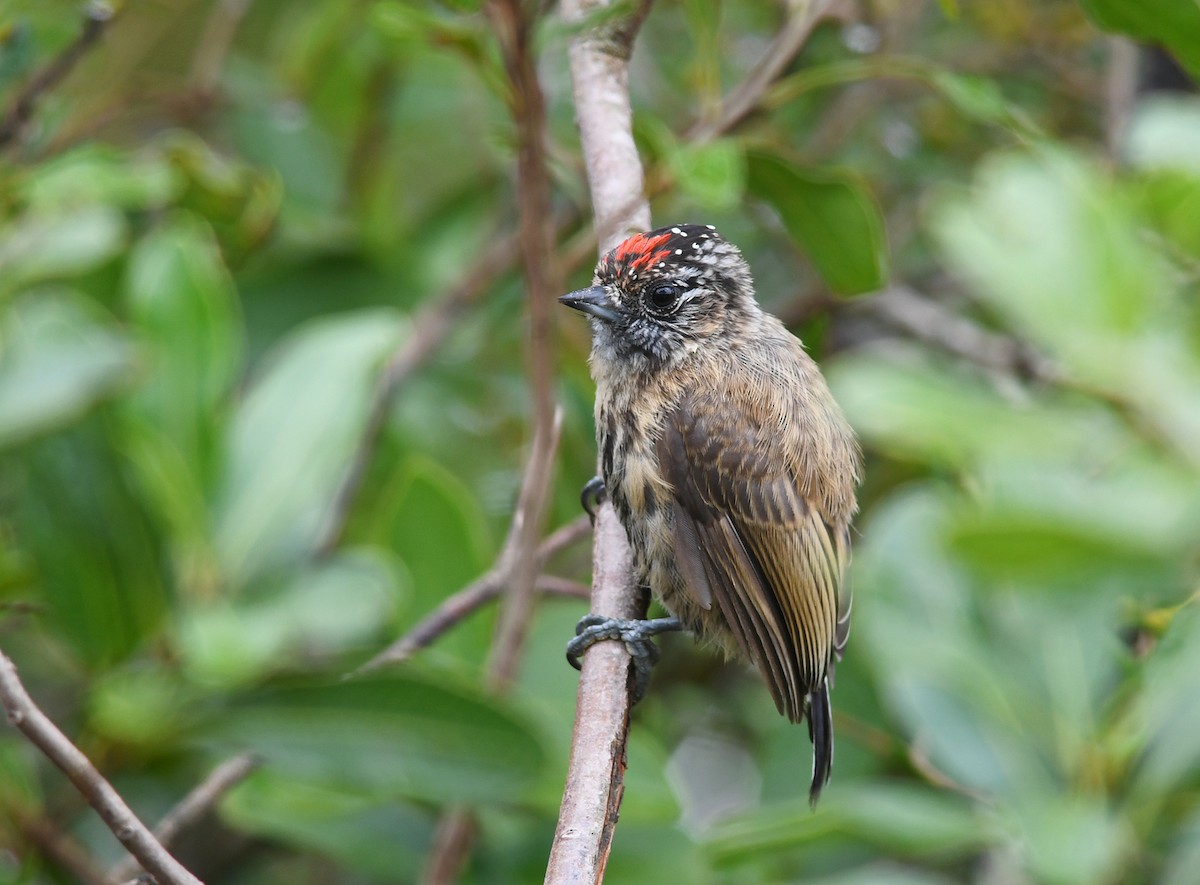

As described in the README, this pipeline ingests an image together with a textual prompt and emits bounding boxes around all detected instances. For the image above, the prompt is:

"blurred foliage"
[0,0,1198,883]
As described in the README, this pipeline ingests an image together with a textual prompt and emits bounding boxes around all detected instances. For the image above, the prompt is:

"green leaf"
[20,144,182,211]
[7,423,172,666]
[222,770,433,880]
[206,672,546,803]
[0,206,127,298]
[705,784,989,863]
[1126,96,1200,174]
[178,549,401,688]
[1017,793,1128,885]
[124,213,243,477]
[0,290,136,449]
[827,351,1127,470]
[1134,606,1200,797]
[946,459,1200,588]
[746,151,887,295]
[213,309,405,588]
[371,455,492,660]
[668,139,745,211]
[1078,0,1200,80]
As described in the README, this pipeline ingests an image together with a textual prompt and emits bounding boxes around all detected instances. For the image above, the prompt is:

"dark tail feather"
[807,678,834,807]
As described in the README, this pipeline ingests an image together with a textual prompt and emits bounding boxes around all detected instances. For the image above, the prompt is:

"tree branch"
[107,753,260,883]
[315,230,520,556]
[685,0,837,143]
[0,2,114,151]
[11,809,109,885]
[0,649,203,885]
[356,516,592,673]
[545,1,657,882]
[419,2,565,881]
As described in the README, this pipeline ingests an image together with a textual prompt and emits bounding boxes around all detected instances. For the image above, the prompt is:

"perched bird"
[560,223,861,804]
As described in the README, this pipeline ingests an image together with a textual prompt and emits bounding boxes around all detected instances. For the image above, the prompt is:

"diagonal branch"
[107,753,260,883]
[315,230,520,556]
[685,0,837,143]
[0,2,114,151]
[357,515,592,673]
[0,648,203,885]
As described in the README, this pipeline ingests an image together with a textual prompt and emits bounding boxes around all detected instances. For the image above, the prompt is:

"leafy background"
[1,0,1199,883]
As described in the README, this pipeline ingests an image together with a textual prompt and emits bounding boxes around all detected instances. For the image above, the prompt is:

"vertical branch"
[565,0,654,252]
[545,2,654,883]
[485,0,563,690]
[420,3,563,882]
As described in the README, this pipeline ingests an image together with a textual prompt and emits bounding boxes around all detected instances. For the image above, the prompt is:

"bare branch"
[546,0,660,881]
[357,516,592,673]
[419,808,477,885]
[190,0,253,95]
[866,286,1059,383]
[686,0,838,144]
[485,0,564,684]
[11,809,109,885]
[544,507,642,885]
[0,2,114,151]
[0,649,203,885]
[418,1,566,878]
[565,0,654,253]
[315,231,520,556]
[108,753,260,883]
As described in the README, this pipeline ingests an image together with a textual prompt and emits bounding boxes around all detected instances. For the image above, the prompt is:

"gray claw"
[565,615,682,703]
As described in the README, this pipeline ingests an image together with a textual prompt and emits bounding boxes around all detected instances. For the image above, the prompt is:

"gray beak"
[558,286,621,324]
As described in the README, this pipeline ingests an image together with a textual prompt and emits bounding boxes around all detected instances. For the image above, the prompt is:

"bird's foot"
[580,476,606,524]
[566,614,682,703]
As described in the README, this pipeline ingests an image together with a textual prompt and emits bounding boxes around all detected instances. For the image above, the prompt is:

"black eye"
[648,283,679,311]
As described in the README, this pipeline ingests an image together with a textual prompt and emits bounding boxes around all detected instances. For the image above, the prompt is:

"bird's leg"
[566,614,683,703]
[580,476,607,523]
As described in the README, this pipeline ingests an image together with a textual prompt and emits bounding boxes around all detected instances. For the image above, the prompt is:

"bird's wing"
[656,395,847,724]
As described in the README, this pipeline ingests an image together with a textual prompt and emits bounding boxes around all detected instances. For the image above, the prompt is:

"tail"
[807,677,834,807]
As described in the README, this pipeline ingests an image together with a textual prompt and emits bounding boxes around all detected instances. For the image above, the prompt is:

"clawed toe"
[565,615,682,703]
[580,476,607,523]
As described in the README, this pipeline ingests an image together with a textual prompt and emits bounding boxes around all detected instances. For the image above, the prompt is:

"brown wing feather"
[657,397,846,724]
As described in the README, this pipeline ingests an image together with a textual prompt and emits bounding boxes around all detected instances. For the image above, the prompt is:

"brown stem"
[357,516,592,674]
[189,0,253,94]
[0,3,114,151]
[0,649,203,885]
[685,0,837,143]
[11,809,109,885]
[485,0,563,691]
[107,753,260,883]
[315,230,519,556]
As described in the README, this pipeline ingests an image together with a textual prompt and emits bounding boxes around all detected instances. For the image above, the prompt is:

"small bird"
[560,223,861,804]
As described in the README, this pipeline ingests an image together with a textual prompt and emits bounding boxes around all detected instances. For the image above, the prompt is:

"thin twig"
[865,285,1059,383]
[12,809,110,885]
[357,516,592,673]
[0,2,114,150]
[484,0,564,693]
[0,649,203,885]
[685,0,837,143]
[315,231,520,556]
[190,0,253,94]
[108,753,260,883]
[420,3,566,879]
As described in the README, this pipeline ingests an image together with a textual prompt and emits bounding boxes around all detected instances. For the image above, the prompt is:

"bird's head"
[559,224,759,369]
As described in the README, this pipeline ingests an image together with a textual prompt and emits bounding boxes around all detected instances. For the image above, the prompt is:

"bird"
[559,223,861,804]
